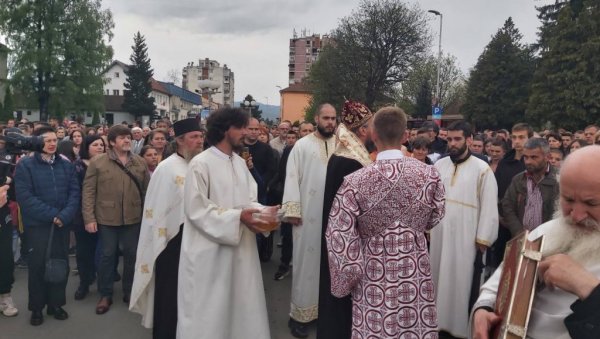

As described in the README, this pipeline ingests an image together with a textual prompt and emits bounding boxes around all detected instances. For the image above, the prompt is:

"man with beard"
[430,120,499,338]
[282,103,337,338]
[317,100,374,339]
[129,118,205,339]
[502,138,559,238]
[176,108,271,339]
[472,145,600,339]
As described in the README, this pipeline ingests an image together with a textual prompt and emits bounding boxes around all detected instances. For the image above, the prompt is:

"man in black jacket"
[491,123,532,267]
[244,118,277,262]
[472,145,600,339]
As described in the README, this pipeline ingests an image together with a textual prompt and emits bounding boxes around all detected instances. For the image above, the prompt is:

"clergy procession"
[1,102,600,339]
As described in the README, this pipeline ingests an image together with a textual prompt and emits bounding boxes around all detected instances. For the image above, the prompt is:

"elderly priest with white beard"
[471,145,600,339]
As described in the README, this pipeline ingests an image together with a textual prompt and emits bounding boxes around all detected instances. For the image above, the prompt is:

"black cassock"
[317,154,364,339]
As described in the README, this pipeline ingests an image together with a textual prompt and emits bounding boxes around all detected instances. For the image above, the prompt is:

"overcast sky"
[100,0,553,105]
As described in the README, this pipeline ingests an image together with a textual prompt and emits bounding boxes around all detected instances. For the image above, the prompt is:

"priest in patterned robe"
[129,118,205,339]
[282,103,337,337]
[317,100,374,339]
[430,120,498,338]
[326,106,446,339]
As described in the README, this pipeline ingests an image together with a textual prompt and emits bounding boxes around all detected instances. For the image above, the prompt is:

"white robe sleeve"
[184,160,244,246]
[476,167,499,247]
[282,144,302,220]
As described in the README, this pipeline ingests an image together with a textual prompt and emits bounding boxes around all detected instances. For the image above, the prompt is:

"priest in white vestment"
[282,103,337,337]
[130,118,205,339]
[177,108,271,339]
[430,121,498,338]
[471,146,600,339]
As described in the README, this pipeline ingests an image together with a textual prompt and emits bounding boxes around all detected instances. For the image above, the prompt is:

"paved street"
[1,243,316,339]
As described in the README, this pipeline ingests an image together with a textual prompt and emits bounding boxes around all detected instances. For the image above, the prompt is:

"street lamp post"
[244,99,257,116]
[428,10,443,106]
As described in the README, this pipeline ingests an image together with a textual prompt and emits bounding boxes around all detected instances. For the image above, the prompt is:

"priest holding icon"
[176,108,274,339]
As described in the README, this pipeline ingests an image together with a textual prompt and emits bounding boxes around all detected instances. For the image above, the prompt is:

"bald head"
[560,145,600,229]
[246,118,260,143]
[561,145,600,178]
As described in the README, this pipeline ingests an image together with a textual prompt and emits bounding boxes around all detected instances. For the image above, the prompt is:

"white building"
[102,60,135,124]
[182,58,235,107]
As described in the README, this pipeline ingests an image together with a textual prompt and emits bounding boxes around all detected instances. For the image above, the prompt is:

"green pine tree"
[414,79,432,119]
[462,18,535,130]
[0,86,14,122]
[122,32,156,118]
[526,0,600,130]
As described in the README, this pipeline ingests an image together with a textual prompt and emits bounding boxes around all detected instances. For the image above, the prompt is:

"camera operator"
[14,126,81,326]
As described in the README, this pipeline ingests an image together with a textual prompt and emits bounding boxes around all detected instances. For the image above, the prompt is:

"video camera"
[1,132,45,155]
[0,132,45,186]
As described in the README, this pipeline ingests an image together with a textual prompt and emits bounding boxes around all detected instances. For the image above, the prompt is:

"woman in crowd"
[258,126,270,143]
[568,139,588,153]
[140,145,159,176]
[72,135,106,300]
[411,136,433,165]
[545,131,564,152]
[146,129,170,162]
[70,130,84,159]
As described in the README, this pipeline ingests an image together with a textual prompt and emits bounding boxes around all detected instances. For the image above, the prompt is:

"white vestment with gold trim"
[282,132,337,323]
[430,155,499,338]
[177,147,270,339]
[130,153,188,328]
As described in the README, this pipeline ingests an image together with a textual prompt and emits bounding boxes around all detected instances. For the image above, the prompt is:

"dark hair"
[315,103,335,117]
[56,139,76,161]
[33,126,55,136]
[421,121,440,135]
[373,106,407,146]
[545,131,561,143]
[569,139,589,149]
[286,131,298,138]
[205,108,249,145]
[472,134,485,143]
[140,145,157,157]
[585,124,599,131]
[561,131,573,138]
[549,148,564,158]
[447,120,473,139]
[512,123,533,138]
[524,137,550,154]
[69,129,84,145]
[412,136,431,150]
[107,125,132,148]
[491,137,508,152]
[79,135,105,160]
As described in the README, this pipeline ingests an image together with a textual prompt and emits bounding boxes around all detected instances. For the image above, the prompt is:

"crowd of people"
[0,103,599,339]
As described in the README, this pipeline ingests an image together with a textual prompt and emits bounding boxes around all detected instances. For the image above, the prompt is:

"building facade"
[158,81,201,121]
[182,58,234,107]
[280,83,312,123]
[288,30,330,85]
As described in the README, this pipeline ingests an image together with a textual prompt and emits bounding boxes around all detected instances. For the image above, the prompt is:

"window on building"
[115,72,120,78]
[27,111,32,116]
[86,112,92,117]
[113,90,119,96]
[106,89,109,95]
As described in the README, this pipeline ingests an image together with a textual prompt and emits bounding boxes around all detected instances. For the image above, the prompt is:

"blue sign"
[432,106,443,120]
